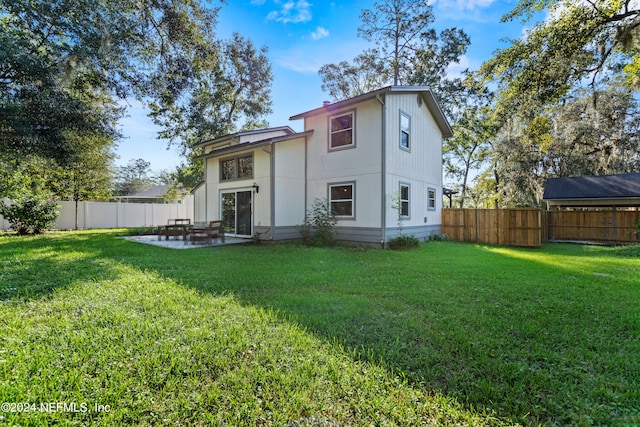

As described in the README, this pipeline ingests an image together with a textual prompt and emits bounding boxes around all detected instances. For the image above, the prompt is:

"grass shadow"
[5,233,640,426]
[0,232,129,301]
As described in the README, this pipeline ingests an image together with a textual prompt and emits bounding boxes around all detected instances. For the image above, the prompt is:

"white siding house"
[194,86,452,245]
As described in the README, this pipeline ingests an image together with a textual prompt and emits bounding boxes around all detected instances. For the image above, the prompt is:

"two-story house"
[193,86,452,245]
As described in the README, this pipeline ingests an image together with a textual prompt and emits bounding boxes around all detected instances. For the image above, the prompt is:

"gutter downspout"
[377,93,386,248]
[203,158,208,222]
[267,142,275,240]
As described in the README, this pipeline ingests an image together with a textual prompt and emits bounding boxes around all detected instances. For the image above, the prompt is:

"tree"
[444,79,495,208]
[481,0,640,116]
[319,0,470,110]
[545,82,640,176]
[0,0,224,168]
[319,49,390,101]
[114,159,158,197]
[149,32,273,156]
[475,80,640,207]
[0,156,60,234]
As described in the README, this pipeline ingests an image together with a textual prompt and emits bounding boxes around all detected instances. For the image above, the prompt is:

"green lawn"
[0,231,638,426]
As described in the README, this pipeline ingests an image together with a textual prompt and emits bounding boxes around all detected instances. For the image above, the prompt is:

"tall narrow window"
[428,188,436,211]
[237,155,253,179]
[400,112,410,150]
[329,183,355,217]
[221,159,236,181]
[400,183,410,218]
[329,112,354,150]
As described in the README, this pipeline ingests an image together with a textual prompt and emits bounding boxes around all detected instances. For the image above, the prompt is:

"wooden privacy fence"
[442,209,544,247]
[547,209,640,245]
[442,208,640,247]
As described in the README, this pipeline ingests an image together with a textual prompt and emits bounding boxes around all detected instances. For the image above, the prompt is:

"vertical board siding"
[384,93,443,229]
[442,208,543,247]
[443,208,640,247]
[547,209,640,244]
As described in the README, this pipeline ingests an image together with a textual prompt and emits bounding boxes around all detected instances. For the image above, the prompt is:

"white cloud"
[446,55,482,78]
[274,49,325,73]
[266,0,312,24]
[274,40,371,74]
[311,26,329,40]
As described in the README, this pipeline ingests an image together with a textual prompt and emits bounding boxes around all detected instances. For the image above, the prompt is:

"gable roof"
[289,86,453,139]
[194,130,313,160]
[195,126,296,149]
[543,173,640,200]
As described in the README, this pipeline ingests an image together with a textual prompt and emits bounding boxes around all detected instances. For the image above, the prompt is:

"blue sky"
[116,0,528,172]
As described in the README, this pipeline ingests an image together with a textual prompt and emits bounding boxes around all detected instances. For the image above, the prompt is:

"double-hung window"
[329,111,354,150]
[329,182,355,218]
[428,188,436,211]
[220,154,253,181]
[400,112,411,151]
[399,183,410,218]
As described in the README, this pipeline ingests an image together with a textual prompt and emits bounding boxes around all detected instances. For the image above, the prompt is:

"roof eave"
[289,86,453,138]
[194,130,313,160]
[194,126,297,149]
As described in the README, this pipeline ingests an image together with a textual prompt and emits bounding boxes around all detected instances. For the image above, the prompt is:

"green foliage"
[388,191,419,249]
[148,32,273,156]
[612,244,640,257]
[483,0,640,115]
[0,196,59,235]
[444,79,495,208]
[387,234,420,250]
[319,0,469,110]
[299,198,337,246]
[114,158,158,196]
[428,233,450,241]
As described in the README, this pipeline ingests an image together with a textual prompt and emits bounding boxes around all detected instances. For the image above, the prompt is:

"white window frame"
[328,182,355,219]
[400,111,411,151]
[428,188,436,211]
[329,111,355,151]
[399,182,410,219]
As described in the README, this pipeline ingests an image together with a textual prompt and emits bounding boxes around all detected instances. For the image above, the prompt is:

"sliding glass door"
[221,191,252,237]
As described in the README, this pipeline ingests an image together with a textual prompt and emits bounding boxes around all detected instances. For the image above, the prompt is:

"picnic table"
[157,219,192,241]
[188,220,225,245]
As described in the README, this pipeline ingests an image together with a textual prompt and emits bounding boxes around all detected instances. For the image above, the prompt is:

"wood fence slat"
[443,208,640,247]
[441,208,543,248]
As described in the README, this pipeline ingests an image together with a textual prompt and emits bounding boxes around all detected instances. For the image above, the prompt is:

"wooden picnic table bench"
[157,218,192,241]
[188,220,225,245]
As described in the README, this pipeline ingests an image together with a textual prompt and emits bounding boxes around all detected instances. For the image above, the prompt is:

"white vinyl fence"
[1,196,194,231]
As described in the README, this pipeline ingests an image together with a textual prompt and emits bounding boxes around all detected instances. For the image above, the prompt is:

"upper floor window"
[400,112,411,151]
[221,154,253,181]
[329,111,354,150]
[329,182,355,218]
[400,183,410,218]
[428,188,436,211]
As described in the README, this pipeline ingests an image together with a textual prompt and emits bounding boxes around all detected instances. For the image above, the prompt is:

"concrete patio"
[122,234,251,249]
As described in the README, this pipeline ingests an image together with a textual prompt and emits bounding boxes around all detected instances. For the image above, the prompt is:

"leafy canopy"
[319,0,469,112]
[482,0,640,115]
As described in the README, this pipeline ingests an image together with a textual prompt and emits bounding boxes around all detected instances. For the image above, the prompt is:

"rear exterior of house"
[194,86,452,245]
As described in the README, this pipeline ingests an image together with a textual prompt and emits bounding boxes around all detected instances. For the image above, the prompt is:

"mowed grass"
[0,231,639,426]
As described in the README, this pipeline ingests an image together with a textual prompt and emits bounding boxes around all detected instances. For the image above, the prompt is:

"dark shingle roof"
[543,173,640,200]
